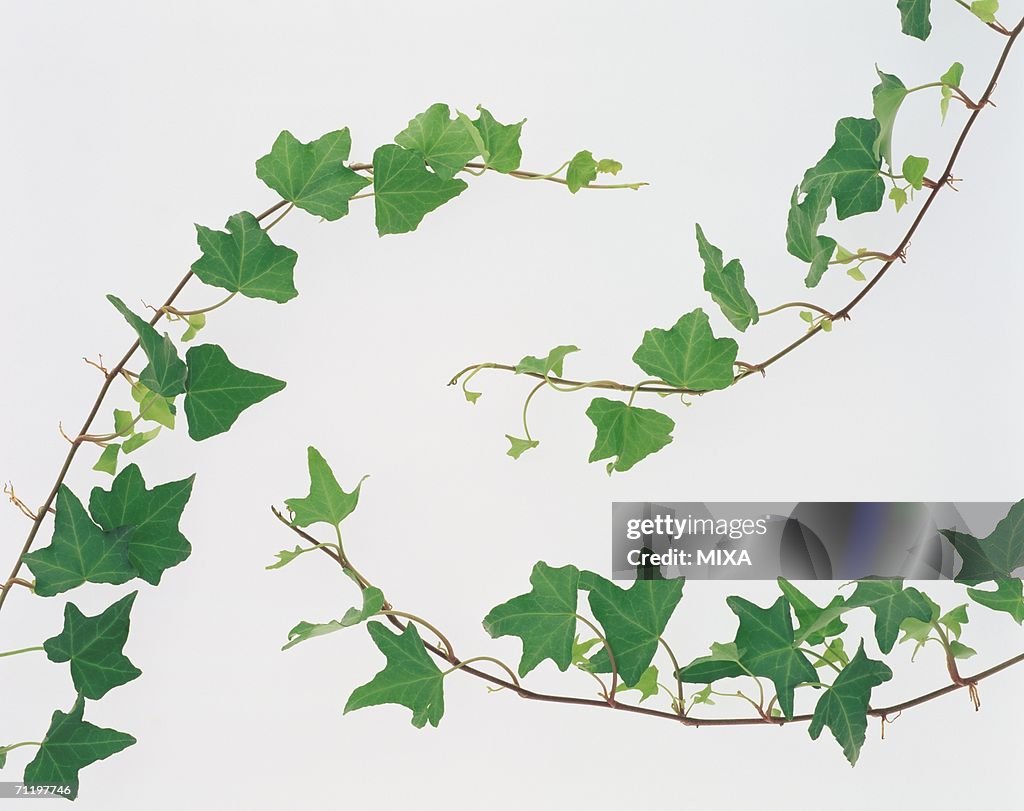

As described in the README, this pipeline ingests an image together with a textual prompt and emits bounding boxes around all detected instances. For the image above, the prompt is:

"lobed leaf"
[694,224,759,332]
[585,398,674,474]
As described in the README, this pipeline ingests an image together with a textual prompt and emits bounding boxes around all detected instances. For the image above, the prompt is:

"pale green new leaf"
[616,665,659,702]
[282,587,386,650]
[515,345,580,377]
[940,63,964,122]
[902,155,929,190]
[872,68,908,169]
[971,0,999,23]
[505,435,539,459]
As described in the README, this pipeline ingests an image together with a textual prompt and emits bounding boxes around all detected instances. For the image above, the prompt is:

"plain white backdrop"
[2,1,1022,808]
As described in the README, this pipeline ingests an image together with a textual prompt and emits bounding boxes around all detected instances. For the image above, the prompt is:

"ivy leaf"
[938,604,969,639]
[113,410,134,437]
[580,572,684,687]
[632,309,738,390]
[890,187,908,212]
[676,641,746,683]
[566,150,599,193]
[816,637,850,670]
[897,0,932,40]
[801,118,884,220]
[183,344,286,441]
[902,155,929,191]
[23,486,135,597]
[940,500,1024,584]
[181,313,206,343]
[950,640,977,659]
[505,435,539,460]
[87,464,194,586]
[121,426,160,455]
[470,106,525,173]
[725,595,817,719]
[940,63,964,122]
[255,129,371,221]
[282,586,385,651]
[967,578,1024,624]
[130,379,175,429]
[808,642,893,766]
[23,696,136,801]
[482,562,580,677]
[571,636,603,666]
[694,225,759,332]
[585,398,675,474]
[372,144,468,236]
[777,578,848,645]
[344,622,444,729]
[971,0,999,23]
[394,103,480,181]
[107,295,187,398]
[284,446,366,529]
[786,182,838,288]
[266,545,308,570]
[92,445,120,477]
[43,592,142,700]
[515,345,580,377]
[191,212,299,304]
[844,579,933,653]
[872,68,908,169]
[616,665,659,703]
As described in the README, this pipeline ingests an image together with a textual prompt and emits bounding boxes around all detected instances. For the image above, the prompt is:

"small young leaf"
[847,267,867,282]
[902,155,929,191]
[801,118,884,220]
[897,0,932,40]
[820,318,833,333]
[937,604,969,639]
[872,68,908,169]
[265,545,308,570]
[799,310,815,323]
[596,158,623,175]
[632,309,738,391]
[121,426,160,454]
[372,144,468,236]
[515,345,580,377]
[566,150,598,193]
[463,389,482,405]
[949,640,978,659]
[112,410,134,437]
[695,224,759,332]
[255,128,371,221]
[615,665,659,702]
[282,587,386,650]
[181,313,206,343]
[505,435,539,459]
[585,398,675,474]
[971,0,999,23]
[92,444,120,477]
[889,186,908,212]
[571,636,602,667]
[130,380,176,429]
[940,62,965,122]
[107,295,187,398]
[844,579,933,653]
[834,245,857,264]
[470,106,526,173]
[967,578,1024,623]
[395,103,480,181]
[284,446,366,529]
[941,499,1024,584]
[43,592,142,700]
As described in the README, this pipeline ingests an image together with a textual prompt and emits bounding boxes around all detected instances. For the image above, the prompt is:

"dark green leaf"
[801,118,884,220]
[778,578,848,645]
[941,500,1024,584]
[255,129,371,221]
[897,0,932,39]
[967,578,1024,623]
[23,487,135,597]
[107,295,187,398]
[284,446,366,529]
[515,345,580,377]
[345,621,444,728]
[785,182,838,288]
[470,106,525,173]
[183,343,286,441]
[844,579,933,653]
[372,144,468,236]
[394,103,480,181]
[483,562,580,677]
[282,586,385,650]
[632,308,738,390]
[585,398,674,474]
[695,224,759,331]
[43,592,141,700]
[676,641,746,683]
[192,211,299,303]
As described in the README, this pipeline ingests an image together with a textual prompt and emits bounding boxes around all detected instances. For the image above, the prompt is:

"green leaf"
[616,665,659,702]
[255,128,371,221]
[902,155,929,191]
[284,446,366,529]
[694,224,759,332]
[183,343,286,441]
[566,150,598,193]
[676,641,746,683]
[282,586,385,650]
[130,380,175,429]
[596,158,623,174]
[941,500,1024,583]
[191,212,299,303]
[971,0,999,23]
[24,696,136,801]
[23,486,135,597]
[799,310,815,323]
[967,578,1024,623]
[469,106,525,173]
[372,144,468,236]
[112,410,134,437]
[872,68,908,169]
[483,562,580,677]
[820,317,833,333]
[786,182,838,288]
[395,103,480,181]
[847,267,866,282]
[463,389,481,405]
[88,464,194,586]
[940,63,965,122]
[897,0,932,40]
[505,435,539,460]
[344,621,444,729]
[92,445,120,477]
[816,637,850,670]
[938,604,969,639]
[585,398,674,474]
[121,426,160,454]
[632,309,738,390]
[266,545,308,570]
[726,595,817,719]
[778,578,848,645]
[43,592,141,700]
[107,295,187,398]
[579,573,684,686]
[949,640,977,659]
[844,579,933,653]
[571,636,602,666]
[808,642,893,765]
[890,186,908,212]
[801,118,884,220]
[690,683,715,705]
[515,345,580,377]
[181,313,206,343]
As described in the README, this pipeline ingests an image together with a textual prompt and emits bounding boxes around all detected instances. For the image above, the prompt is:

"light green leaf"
[585,398,675,474]
[949,640,977,659]
[800,310,815,323]
[616,665,659,702]
[938,604,969,639]
[676,641,746,684]
[88,464,194,586]
[107,295,187,398]
[92,444,120,477]
[515,345,580,377]
[112,410,134,437]
[897,0,932,40]
[815,637,851,669]
[395,103,480,181]
[463,389,481,405]
[24,696,136,801]
[470,106,525,173]
[43,592,141,700]
[23,486,135,597]
[505,435,539,460]
[801,118,884,220]
[284,446,366,529]
[941,499,1024,584]
[971,0,999,23]
[130,380,175,429]
[345,622,445,729]
[255,128,371,221]
[192,212,299,303]
[282,587,386,650]
[183,344,286,441]
[483,562,580,677]
[902,155,929,191]
[571,636,602,667]
[632,309,738,390]
[566,150,598,193]
[121,426,160,454]
[844,579,933,653]
[872,68,908,169]
[372,144,468,236]
[848,267,867,282]
[890,186,908,212]
[596,158,623,175]
[266,545,308,570]
[695,224,759,332]
[967,578,1024,623]
[181,313,206,343]
[808,642,893,765]
[820,318,833,333]
[940,63,965,122]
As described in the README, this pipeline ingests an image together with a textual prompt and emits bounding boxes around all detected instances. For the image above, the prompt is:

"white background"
[2,1,1022,808]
